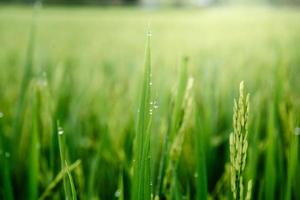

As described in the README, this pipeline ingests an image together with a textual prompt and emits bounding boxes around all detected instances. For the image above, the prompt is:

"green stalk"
[117,172,125,200]
[57,121,70,199]
[264,102,276,200]
[132,32,152,200]
[28,83,40,200]
[65,160,77,200]
[195,107,208,200]
[285,134,298,200]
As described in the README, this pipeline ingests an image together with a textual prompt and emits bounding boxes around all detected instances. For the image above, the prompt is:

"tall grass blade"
[285,128,298,199]
[117,172,125,200]
[264,102,276,200]
[195,107,208,200]
[27,82,40,200]
[132,31,152,200]
[57,121,70,199]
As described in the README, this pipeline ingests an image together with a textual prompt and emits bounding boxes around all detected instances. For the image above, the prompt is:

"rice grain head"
[230,81,252,200]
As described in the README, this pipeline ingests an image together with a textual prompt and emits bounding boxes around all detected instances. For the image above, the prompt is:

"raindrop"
[153,100,159,109]
[0,112,3,118]
[114,190,120,198]
[149,82,153,86]
[147,31,152,37]
[58,127,64,135]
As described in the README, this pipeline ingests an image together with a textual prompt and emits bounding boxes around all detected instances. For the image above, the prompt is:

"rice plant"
[229,82,252,200]
[0,4,299,200]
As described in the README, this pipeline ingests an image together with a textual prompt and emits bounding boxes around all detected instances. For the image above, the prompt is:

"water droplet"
[150,182,153,186]
[295,127,300,136]
[58,127,64,135]
[150,101,153,105]
[0,112,4,118]
[147,31,152,37]
[114,190,120,198]
[149,82,153,86]
[153,100,159,109]
[149,109,153,115]
[5,152,10,158]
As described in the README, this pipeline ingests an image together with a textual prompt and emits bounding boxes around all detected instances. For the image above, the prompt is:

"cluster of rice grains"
[229,82,252,200]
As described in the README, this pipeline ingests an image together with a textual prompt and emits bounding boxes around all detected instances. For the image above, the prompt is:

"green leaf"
[132,32,152,200]
[65,160,77,200]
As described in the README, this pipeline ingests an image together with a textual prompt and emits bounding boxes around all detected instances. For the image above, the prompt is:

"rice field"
[0,4,300,200]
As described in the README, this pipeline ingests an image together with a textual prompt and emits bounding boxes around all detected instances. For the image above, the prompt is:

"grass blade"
[38,160,81,200]
[27,82,40,200]
[195,107,208,200]
[132,31,152,200]
[264,102,276,200]
[65,160,77,200]
[57,121,70,199]
[117,171,125,200]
